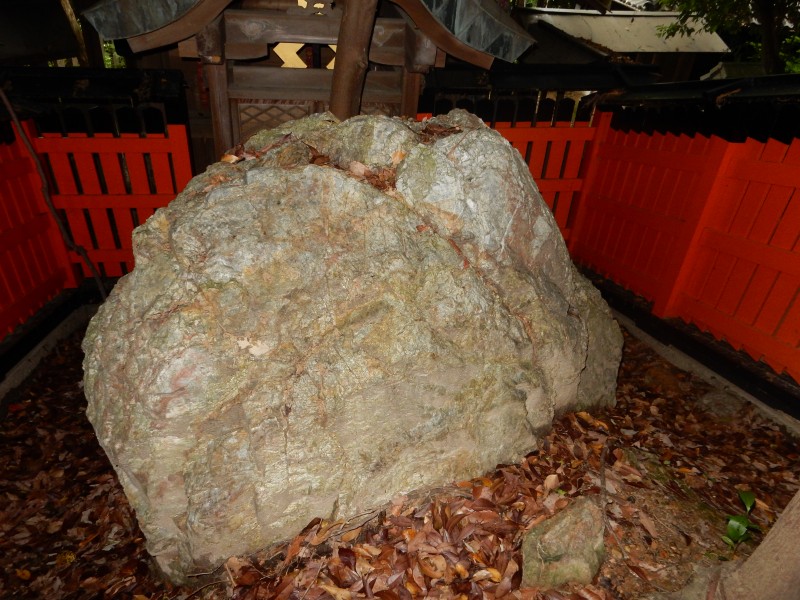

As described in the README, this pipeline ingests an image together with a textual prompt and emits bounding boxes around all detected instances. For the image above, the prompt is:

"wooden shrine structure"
[84,0,535,156]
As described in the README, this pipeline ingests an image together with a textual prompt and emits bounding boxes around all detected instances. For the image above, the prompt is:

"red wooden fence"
[35,124,192,279]
[2,113,798,385]
[494,121,595,243]
[670,137,800,380]
[570,117,800,382]
[0,125,74,339]
[0,122,192,339]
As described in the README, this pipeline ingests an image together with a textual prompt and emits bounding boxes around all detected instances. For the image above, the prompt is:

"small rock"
[521,496,605,587]
[643,365,684,397]
[695,389,747,421]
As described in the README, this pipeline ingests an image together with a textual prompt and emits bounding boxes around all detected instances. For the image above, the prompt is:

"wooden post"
[197,16,235,157]
[329,0,379,120]
[59,0,90,66]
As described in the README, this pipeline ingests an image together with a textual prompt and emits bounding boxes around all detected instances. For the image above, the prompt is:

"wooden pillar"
[204,64,234,156]
[329,0,379,120]
[401,71,423,118]
[197,16,234,156]
[401,25,437,119]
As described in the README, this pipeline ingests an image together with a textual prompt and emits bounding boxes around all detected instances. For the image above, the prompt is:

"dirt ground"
[1,323,799,599]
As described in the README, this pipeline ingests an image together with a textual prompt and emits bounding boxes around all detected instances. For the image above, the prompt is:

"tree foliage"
[658,0,800,73]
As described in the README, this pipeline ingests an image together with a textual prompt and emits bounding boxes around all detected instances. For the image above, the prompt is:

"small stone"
[521,496,605,588]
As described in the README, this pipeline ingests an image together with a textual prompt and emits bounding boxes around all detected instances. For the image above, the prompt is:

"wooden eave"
[111,0,229,53]
[83,0,535,69]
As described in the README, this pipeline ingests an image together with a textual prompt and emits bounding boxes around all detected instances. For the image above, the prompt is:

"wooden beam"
[196,14,225,64]
[59,0,89,66]
[390,0,494,69]
[223,11,412,66]
[404,23,437,73]
[329,0,379,120]
[228,67,402,103]
[401,70,423,117]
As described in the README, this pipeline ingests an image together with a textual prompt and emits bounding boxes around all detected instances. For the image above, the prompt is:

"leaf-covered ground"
[1,325,799,599]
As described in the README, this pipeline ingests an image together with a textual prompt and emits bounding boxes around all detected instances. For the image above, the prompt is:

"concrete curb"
[614,311,800,440]
[0,305,97,403]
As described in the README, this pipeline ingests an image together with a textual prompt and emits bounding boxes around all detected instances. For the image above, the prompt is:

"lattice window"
[238,101,317,139]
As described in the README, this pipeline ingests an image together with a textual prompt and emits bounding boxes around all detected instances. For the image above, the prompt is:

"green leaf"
[738,490,756,514]
[726,515,751,542]
[745,518,761,533]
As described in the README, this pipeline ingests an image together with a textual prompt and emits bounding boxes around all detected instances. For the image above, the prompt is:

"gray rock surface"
[82,111,622,583]
[521,496,606,588]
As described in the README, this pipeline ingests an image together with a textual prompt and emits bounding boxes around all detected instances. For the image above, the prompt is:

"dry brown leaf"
[348,161,371,178]
[472,568,502,583]
[311,519,345,545]
[637,511,658,539]
[543,474,560,493]
[355,543,382,558]
[391,150,407,166]
[454,561,470,579]
[341,526,361,543]
[319,583,352,600]
[417,552,447,579]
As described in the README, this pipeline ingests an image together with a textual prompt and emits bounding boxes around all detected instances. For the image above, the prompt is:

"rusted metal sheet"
[82,0,199,38]
[82,0,230,53]
[413,0,534,63]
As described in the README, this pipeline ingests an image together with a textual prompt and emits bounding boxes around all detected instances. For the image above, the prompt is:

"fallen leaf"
[472,568,502,582]
[311,520,345,545]
[348,161,371,178]
[543,473,560,493]
[417,552,447,579]
[637,511,658,539]
[319,583,352,600]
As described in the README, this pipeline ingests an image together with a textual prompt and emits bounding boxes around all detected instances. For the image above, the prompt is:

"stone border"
[613,311,800,440]
[0,305,97,403]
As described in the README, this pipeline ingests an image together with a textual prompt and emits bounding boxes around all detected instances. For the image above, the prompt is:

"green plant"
[722,490,761,552]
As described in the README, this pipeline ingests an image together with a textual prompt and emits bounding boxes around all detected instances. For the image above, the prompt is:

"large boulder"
[82,110,622,583]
